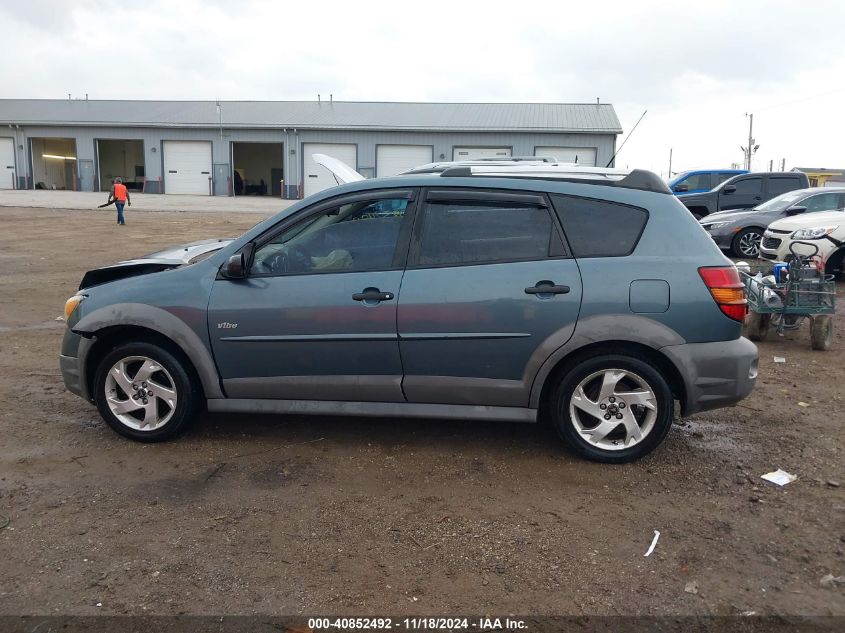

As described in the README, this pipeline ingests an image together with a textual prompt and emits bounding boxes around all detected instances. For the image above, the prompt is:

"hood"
[312,153,365,184]
[79,238,232,290]
[701,209,756,223]
[767,209,845,232]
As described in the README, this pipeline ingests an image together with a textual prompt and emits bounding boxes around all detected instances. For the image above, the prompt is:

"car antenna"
[606,109,647,168]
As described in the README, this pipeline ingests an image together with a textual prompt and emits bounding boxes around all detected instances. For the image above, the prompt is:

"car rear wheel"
[550,354,674,463]
[731,227,763,258]
[94,342,200,441]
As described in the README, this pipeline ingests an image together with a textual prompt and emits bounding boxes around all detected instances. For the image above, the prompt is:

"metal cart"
[742,242,836,350]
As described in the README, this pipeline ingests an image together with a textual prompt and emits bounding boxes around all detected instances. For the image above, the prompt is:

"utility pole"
[740,113,759,170]
[668,148,673,180]
[781,158,786,171]
[769,159,773,171]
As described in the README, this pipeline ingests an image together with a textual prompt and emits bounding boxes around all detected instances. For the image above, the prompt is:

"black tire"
[549,354,674,463]
[94,341,200,442]
[744,311,771,341]
[731,227,764,259]
[810,315,833,351]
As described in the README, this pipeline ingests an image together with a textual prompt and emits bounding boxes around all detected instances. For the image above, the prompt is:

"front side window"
[680,173,711,191]
[804,192,843,213]
[416,202,554,267]
[733,177,762,195]
[251,197,408,275]
[551,195,648,258]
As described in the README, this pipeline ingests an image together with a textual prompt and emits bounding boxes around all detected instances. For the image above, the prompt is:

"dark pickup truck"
[679,171,810,219]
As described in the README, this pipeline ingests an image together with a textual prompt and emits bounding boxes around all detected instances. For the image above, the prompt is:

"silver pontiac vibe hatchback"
[61,160,758,463]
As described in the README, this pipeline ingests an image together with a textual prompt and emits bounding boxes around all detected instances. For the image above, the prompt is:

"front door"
[720,175,762,210]
[397,188,583,407]
[208,189,417,402]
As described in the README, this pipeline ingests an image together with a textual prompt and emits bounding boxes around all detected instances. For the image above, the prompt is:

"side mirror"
[674,184,689,193]
[786,205,807,216]
[722,185,737,194]
[222,253,246,278]
[221,244,254,279]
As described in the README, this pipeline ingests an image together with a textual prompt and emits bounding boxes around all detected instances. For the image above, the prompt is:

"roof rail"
[437,165,670,194]
[471,156,558,163]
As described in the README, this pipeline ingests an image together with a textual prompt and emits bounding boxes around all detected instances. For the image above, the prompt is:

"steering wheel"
[262,244,311,274]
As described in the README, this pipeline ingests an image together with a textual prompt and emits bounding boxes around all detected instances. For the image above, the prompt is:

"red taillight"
[699,266,747,322]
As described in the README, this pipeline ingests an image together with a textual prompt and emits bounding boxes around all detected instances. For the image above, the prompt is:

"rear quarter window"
[550,194,648,258]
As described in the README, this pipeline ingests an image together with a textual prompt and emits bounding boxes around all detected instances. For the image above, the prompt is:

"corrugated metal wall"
[15,125,617,196]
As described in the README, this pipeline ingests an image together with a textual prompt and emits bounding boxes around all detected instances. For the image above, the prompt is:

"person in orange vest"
[111,177,131,225]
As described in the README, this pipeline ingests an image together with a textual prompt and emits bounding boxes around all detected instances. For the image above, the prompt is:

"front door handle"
[352,288,394,302]
[525,282,570,295]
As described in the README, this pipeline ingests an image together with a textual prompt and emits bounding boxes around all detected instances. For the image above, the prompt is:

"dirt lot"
[0,207,843,617]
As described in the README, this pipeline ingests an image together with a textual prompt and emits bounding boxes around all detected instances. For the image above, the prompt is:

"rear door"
[397,188,582,407]
[765,174,804,200]
[719,175,762,210]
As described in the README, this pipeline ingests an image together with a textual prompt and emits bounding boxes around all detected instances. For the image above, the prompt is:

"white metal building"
[0,99,623,198]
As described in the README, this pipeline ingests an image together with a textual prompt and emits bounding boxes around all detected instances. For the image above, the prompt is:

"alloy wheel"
[569,368,658,450]
[104,355,178,431]
[738,230,762,258]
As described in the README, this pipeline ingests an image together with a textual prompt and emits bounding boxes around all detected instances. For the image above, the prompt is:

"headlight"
[702,222,730,230]
[64,294,85,321]
[791,225,839,240]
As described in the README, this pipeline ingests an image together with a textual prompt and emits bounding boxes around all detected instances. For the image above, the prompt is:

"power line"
[754,87,845,113]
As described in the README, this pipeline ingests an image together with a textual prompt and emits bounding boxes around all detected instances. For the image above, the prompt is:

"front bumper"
[60,354,87,399]
[60,329,92,401]
[706,230,735,249]
[661,337,758,416]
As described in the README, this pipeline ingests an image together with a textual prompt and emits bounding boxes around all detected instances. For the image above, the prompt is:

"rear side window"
[550,195,648,258]
[768,177,801,197]
[416,202,554,266]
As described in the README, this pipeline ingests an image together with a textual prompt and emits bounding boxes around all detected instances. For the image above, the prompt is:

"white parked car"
[759,209,845,275]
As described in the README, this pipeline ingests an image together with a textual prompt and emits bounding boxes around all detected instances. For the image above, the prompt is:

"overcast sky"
[1,0,843,177]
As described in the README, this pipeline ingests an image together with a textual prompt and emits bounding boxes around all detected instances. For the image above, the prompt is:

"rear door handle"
[352,288,394,302]
[525,282,570,295]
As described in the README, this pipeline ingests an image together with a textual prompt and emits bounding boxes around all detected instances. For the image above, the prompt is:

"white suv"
[759,208,845,274]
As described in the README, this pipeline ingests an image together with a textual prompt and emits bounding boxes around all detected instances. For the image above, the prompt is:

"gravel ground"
[0,207,843,617]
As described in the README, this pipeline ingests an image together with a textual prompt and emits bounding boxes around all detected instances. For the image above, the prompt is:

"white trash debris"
[773,356,786,363]
[820,574,845,588]
[684,581,699,595]
[761,469,797,486]
[643,530,660,557]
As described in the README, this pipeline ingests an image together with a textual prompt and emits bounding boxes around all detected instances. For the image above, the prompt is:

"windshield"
[751,190,806,212]
[667,171,690,188]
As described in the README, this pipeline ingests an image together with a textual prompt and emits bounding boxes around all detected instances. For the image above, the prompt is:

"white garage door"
[376,145,433,177]
[0,138,15,189]
[535,146,597,166]
[452,147,511,161]
[163,141,212,195]
[303,143,357,198]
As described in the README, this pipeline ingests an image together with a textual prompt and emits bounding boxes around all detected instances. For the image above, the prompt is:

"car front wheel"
[550,354,674,463]
[94,342,200,441]
[732,227,763,258]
